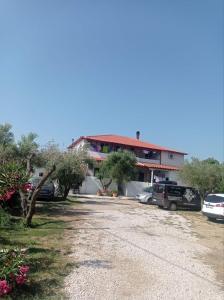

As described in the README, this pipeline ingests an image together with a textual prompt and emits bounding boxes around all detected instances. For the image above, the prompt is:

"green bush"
[0,248,29,297]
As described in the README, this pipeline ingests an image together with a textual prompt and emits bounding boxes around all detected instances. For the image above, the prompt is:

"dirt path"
[64,198,224,300]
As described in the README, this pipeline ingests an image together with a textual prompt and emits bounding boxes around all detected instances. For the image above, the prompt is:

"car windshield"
[29,178,53,186]
[143,187,153,193]
[205,195,224,203]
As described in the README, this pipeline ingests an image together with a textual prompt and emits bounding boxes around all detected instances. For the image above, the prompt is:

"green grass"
[0,198,78,299]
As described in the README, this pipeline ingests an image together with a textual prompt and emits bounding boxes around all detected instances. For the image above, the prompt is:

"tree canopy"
[38,142,90,199]
[99,151,137,195]
[179,157,224,198]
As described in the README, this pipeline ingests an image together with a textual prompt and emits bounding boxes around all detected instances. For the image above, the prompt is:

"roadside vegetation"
[180,157,224,198]
[0,123,88,297]
[0,199,77,299]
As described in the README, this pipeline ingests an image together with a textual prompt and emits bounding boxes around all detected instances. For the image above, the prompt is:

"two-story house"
[68,132,186,196]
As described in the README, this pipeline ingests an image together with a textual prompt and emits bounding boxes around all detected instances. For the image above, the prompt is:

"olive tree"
[0,123,17,164]
[42,143,90,200]
[101,151,137,195]
[179,157,224,199]
[96,162,112,191]
[0,123,56,226]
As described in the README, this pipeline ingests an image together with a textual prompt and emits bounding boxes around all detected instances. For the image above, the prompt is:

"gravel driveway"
[64,197,224,300]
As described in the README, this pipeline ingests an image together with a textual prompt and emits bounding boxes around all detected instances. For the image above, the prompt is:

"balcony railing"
[88,150,160,164]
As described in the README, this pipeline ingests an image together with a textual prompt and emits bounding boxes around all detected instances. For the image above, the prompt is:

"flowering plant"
[0,248,29,297]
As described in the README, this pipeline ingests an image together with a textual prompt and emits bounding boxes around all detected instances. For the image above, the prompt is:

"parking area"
[64,197,224,300]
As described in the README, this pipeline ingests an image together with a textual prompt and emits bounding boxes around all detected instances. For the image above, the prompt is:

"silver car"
[136,186,154,204]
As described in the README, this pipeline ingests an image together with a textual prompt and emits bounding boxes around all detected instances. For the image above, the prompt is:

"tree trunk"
[63,187,70,200]
[117,182,123,196]
[18,153,35,218]
[19,189,28,217]
[100,179,112,191]
[26,153,35,175]
[26,165,56,227]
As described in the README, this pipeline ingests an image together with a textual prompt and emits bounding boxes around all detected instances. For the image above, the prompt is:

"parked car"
[153,184,201,211]
[136,186,155,204]
[28,177,55,200]
[202,194,224,221]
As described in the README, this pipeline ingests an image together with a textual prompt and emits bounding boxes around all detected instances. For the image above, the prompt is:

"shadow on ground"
[77,259,112,269]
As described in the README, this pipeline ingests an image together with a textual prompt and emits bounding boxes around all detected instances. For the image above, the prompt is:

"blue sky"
[0,0,223,161]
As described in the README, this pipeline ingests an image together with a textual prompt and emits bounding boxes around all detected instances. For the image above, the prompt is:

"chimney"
[136,131,140,140]
[72,138,74,143]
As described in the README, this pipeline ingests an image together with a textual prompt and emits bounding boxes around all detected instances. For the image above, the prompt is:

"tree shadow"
[77,259,112,269]
[207,218,224,224]
[0,235,28,247]
[35,204,94,218]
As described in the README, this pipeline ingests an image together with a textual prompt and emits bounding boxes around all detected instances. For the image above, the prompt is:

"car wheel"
[207,216,215,221]
[169,202,177,211]
[147,197,152,204]
[158,205,163,209]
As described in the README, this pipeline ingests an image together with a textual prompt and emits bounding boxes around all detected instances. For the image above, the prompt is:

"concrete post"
[151,169,154,185]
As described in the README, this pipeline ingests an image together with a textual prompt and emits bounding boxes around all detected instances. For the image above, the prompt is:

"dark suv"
[153,184,201,211]
[28,177,55,200]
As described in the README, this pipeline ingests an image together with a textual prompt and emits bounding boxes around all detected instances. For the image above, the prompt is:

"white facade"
[161,151,184,167]
[70,138,186,196]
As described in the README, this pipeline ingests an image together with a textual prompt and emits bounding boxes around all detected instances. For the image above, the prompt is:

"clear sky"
[0,0,223,161]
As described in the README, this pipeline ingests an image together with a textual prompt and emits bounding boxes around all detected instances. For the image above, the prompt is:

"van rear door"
[182,188,201,209]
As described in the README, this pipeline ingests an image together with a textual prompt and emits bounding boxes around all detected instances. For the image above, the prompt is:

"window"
[138,172,145,182]
[94,168,100,176]
[153,184,164,193]
[143,187,153,193]
[167,186,184,196]
[205,195,224,203]
[168,153,174,159]
[143,150,160,160]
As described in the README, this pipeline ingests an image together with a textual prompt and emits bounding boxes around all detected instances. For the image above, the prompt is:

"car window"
[143,187,153,193]
[205,195,224,203]
[153,185,164,193]
[167,186,184,196]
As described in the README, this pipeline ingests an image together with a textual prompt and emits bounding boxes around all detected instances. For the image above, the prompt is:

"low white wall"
[79,176,117,194]
[123,181,152,197]
[79,176,101,194]
[79,176,150,197]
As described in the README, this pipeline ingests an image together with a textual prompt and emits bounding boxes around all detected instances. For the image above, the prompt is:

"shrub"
[0,249,29,297]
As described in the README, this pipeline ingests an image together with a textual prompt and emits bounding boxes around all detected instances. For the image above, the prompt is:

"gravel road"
[64,197,224,300]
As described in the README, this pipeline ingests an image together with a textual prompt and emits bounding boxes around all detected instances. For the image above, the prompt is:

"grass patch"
[0,199,78,299]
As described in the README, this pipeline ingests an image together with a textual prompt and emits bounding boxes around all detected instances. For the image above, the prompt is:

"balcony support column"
[150,169,154,185]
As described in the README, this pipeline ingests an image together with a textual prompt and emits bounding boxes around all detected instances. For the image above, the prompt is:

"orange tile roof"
[136,162,179,171]
[68,134,186,154]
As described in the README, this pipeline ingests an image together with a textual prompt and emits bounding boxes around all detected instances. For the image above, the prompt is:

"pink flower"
[15,274,27,285]
[19,265,29,274]
[0,280,12,296]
